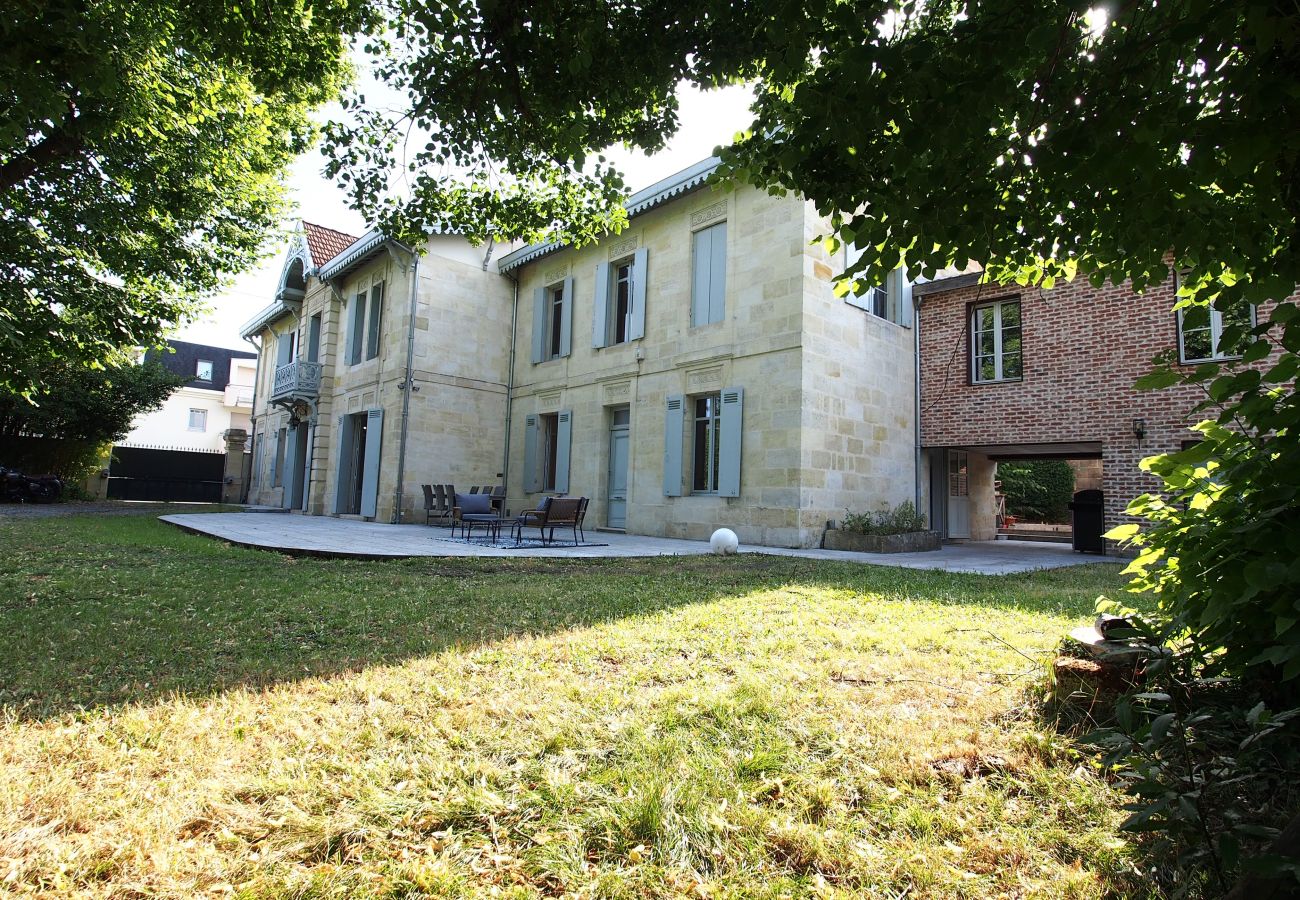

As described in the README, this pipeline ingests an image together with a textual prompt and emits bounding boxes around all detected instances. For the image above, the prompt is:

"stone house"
[242,161,919,546]
[916,271,1287,544]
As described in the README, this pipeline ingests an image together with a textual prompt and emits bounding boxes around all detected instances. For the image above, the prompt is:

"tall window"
[539,412,559,491]
[971,299,1022,383]
[195,359,213,381]
[366,282,383,360]
[691,222,727,326]
[547,284,565,360]
[187,408,207,432]
[692,393,722,493]
[349,290,367,365]
[608,259,632,345]
[1178,303,1253,363]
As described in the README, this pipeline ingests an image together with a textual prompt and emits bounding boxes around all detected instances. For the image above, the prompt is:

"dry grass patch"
[0,515,1148,897]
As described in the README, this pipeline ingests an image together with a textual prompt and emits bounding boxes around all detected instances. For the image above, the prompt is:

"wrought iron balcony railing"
[269,360,322,402]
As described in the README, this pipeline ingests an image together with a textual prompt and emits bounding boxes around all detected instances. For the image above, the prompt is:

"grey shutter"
[531,287,546,363]
[333,414,352,514]
[307,314,322,362]
[592,261,611,348]
[554,409,572,493]
[277,330,293,367]
[349,292,366,364]
[366,282,383,360]
[559,277,573,357]
[360,407,383,517]
[523,414,540,492]
[281,427,300,509]
[718,386,743,497]
[691,228,710,326]
[663,395,684,497]
[708,222,727,324]
[629,247,648,341]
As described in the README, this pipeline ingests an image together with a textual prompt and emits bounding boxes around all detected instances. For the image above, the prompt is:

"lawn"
[0,514,1148,898]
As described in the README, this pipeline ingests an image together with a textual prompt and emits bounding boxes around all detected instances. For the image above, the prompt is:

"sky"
[177,81,756,350]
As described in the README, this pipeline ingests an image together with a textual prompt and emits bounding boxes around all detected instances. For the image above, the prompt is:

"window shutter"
[663,395,684,497]
[592,261,611,348]
[531,287,546,364]
[559,277,573,357]
[333,415,351,514]
[366,282,383,360]
[554,409,573,493]
[307,314,322,363]
[281,427,300,509]
[718,386,743,498]
[277,331,293,367]
[629,247,648,341]
[360,408,383,518]
[349,292,366,365]
[708,222,727,324]
[523,414,540,492]
[691,228,711,326]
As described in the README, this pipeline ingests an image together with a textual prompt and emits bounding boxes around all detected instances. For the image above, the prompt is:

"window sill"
[970,377,1023,386]
[1178,354,1241,366]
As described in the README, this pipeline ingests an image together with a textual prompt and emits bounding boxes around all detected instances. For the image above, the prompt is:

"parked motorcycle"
[0,466,62,503]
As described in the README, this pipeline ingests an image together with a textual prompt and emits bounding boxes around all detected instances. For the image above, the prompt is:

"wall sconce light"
[1132,418,1147,445]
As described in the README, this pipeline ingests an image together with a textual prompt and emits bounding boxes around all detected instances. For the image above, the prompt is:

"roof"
[302,222,362,270]
[498,156,723,274]
[317,229,393,281]
[911,271,987,298]
[145,340,257,393]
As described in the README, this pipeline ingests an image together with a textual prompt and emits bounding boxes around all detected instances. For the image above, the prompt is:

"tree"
[0,357,185,479]
[0,0,374,395]
[998,460,1074,523]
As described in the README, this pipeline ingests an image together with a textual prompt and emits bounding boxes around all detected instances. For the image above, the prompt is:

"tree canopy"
[0,0,373,395]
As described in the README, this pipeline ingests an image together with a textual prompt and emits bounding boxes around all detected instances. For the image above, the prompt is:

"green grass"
[0,515,1150,898]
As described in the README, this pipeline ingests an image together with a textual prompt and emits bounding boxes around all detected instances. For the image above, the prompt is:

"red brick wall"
[919,277,1284,527]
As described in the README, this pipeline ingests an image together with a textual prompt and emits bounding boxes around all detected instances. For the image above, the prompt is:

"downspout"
[391,243,420,523]
[501,268,520,499]
[913,288,923,515]
[242,334,262,504]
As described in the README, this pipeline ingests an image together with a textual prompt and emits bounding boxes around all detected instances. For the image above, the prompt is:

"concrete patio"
[161,512,1117,575]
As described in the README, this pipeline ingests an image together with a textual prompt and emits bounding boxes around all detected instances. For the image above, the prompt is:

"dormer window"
[196,360,213,381]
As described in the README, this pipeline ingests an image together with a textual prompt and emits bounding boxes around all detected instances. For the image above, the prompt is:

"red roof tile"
[302,221,362,269]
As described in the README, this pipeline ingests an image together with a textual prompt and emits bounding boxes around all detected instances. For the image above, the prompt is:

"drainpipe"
[502,268,520,498]
[242,334,262,504]
[913,286,923,515]
[391,242,420,523]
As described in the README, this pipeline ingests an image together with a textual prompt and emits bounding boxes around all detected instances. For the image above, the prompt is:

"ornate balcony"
[269,360,322,402]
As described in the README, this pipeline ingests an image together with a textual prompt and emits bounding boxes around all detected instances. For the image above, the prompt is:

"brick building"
[916,271,1281,545]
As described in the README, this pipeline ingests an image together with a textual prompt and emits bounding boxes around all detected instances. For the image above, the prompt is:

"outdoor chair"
[432,483,453,523]
[575,496,590,542]
[452,491,502,541]
[511,496,585,546]
[489,484,506,514]
[421,484,437,525]
[469,485,480,494]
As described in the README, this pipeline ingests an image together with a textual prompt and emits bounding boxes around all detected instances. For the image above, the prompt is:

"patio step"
[999,529,1071,544]
[243,505,289,514]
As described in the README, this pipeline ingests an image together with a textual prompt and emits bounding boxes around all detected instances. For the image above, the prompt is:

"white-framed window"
[366,281,383,360]
[195,359,213,381]
[608,258,633,345]
[692,393,722,493]
[538,412,559,491]
[1177,303,1253,364]
[187,408,208,432]
[971,298,1023,384]
[691,221,727,327]
[348,289,367,365]
[347,279,386,365]
[546,283,565,360]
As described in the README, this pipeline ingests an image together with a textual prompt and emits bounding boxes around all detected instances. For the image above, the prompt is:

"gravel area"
[0,501,239,519]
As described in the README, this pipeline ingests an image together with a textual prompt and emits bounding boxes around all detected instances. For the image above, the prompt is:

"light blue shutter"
[718,386,743,498]
[708,223,727,324]
[349,292,367,365]
[559,277,573,357]
[554,409,572,493]
[307,314,321,363]
[531,287,546,363]
[691,229,710,326]
[629,247,648,341]
[360,407,383,517]
[366,282,383,359]
[281,427,300,509]
[663,395,684,497]
[333,414,352,514]
[277,330,293,367]
[523,414,539,492]
[592,262,610,348]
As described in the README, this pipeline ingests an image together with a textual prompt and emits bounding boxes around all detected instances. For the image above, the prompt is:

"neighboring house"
[110,339,257,501]
[916,272,1286,543]
[243,164,917,547]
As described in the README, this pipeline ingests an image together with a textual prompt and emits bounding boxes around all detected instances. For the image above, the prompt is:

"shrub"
[998,460,1075,523]
[841,501,928,536]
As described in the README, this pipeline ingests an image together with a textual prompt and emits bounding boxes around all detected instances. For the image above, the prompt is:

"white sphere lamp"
[710,528,740,556]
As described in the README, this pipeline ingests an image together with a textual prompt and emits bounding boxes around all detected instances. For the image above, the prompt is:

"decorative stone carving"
[607,235,638,259]
[544,265,569,284]
[687,366,724,391]
[538,391,562,411]
[690,201,727,227]
[604,381,631,402]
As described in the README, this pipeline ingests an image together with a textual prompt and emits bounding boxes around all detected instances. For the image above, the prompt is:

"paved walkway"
[161,512,1116,575]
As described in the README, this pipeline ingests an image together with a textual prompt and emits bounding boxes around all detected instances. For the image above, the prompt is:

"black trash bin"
[1068,489,1106,554]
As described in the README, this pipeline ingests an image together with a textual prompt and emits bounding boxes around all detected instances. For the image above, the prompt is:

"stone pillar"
[222,429,249,504]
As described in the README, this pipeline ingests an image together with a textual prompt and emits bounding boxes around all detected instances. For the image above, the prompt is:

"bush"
[841,501,928,536]
[998,459,1075,523]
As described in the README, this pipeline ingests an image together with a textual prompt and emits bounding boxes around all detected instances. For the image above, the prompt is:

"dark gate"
[107,447,224,502]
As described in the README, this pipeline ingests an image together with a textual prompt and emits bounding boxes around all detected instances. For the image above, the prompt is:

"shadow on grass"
[0,514,1125,721]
